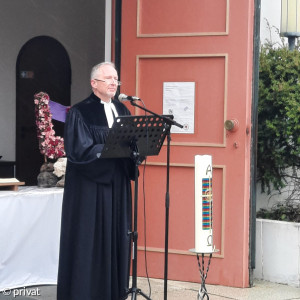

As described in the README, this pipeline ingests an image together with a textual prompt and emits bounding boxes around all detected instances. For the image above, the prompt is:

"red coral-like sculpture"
[34,92,65,161]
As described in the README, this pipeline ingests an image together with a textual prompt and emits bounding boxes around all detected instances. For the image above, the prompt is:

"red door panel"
[120,0,254,288]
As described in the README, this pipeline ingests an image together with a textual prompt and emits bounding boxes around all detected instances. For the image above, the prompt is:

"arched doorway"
[16,36,71,185]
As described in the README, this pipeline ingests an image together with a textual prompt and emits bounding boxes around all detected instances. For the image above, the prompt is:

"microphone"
[118,93,140,101]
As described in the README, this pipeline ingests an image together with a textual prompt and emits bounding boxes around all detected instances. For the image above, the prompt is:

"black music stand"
[101,115,171,159]
[101,115,172,300]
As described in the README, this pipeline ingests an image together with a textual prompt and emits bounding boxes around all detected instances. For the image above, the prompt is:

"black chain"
[196,253,213,300]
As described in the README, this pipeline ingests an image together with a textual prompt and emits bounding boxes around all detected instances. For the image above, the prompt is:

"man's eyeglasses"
[94,78,122,86]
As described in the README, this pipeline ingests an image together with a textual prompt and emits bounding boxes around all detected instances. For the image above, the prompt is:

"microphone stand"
[128,100,183,300]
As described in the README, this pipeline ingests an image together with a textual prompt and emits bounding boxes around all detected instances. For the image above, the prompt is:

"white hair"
[90,62,116,80]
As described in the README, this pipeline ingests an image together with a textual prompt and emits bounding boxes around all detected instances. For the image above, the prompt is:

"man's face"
[91,64,119,102]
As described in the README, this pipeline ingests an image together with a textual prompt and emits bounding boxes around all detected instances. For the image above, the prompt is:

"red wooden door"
[119,0,254,288]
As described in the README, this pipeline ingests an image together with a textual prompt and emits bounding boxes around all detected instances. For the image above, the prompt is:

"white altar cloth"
[0,186,63,290]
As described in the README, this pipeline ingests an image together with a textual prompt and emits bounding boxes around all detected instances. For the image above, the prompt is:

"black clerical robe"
[57,93,135,300]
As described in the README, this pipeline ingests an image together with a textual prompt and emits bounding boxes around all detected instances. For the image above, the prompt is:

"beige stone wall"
[0,0,106,160]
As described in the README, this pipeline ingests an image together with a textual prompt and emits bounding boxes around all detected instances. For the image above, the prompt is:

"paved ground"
[0,277,299,300]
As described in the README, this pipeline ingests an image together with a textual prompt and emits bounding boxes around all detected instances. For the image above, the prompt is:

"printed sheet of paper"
[163,82,195,134]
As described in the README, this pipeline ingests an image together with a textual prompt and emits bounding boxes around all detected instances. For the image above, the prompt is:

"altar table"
[0,186,63,290]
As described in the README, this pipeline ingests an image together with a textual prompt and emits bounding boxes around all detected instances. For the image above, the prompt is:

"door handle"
[224,119,239,132]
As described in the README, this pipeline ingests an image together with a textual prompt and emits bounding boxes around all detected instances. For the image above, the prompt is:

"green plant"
[257,38,300,193]
[257,202,300,222]
[256,171,300,222]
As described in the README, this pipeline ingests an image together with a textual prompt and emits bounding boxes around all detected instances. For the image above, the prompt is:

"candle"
[195,155,215,253]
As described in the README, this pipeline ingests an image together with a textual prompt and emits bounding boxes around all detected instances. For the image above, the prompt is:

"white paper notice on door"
[163,82,195,134]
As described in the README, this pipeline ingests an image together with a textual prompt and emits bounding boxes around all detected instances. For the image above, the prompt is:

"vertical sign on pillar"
[195,155,215,253]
